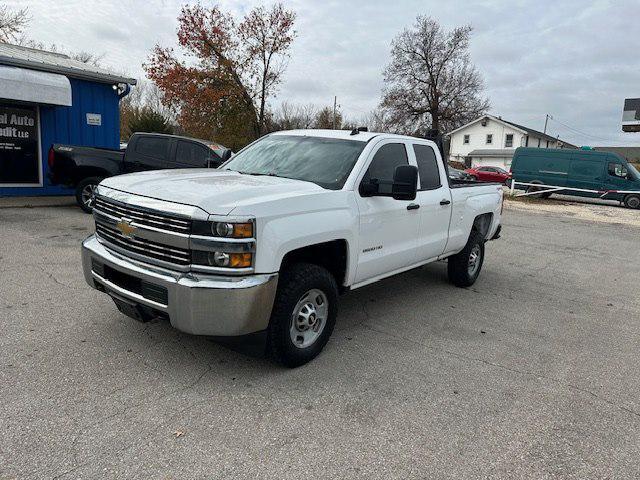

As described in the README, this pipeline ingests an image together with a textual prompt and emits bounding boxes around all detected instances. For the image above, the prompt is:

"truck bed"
[449,178,502,188]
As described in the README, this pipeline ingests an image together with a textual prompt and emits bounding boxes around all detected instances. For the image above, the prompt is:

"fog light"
[208,251,230,267]
[206,251,252,268]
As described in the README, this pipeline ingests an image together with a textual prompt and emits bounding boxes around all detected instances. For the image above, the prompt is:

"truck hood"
[100,169,324,215]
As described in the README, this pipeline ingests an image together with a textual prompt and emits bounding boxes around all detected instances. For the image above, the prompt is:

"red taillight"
[47,147,55,169]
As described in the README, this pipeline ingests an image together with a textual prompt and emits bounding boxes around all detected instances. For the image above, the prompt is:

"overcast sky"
[10,0,640,145]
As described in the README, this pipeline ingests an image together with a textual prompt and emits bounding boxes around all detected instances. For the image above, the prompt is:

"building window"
[463,134,470,144]
[486,134,493,145]
[505,134,513,148]
[0,104,41,186]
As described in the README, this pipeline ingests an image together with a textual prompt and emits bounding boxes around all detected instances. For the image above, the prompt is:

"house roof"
[0,43,136,85]
[447,114,577,148]
[467,149,516,157]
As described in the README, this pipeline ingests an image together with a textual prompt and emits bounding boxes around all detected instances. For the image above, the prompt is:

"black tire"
[526,182,551,199]
[268,263,338,367]
[624,194,640,209]
[470,175,478,181]
[447,230,485,288]
[75,177,102,213]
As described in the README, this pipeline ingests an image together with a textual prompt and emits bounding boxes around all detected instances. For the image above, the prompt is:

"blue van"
[511,147,640,208]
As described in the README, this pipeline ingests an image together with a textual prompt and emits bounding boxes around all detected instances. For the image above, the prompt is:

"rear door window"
[134,136,170,160]
[413,144,441,190]
[176,141,212,167]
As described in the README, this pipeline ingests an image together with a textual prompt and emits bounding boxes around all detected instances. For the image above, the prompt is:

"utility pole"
[543,114,553,134]
[332,96,337,130]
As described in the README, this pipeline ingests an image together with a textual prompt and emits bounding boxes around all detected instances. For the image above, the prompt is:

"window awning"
[0,65,72,106]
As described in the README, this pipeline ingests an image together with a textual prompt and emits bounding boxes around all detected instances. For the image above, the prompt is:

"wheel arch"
[279,239,349,290]
[472,212,494,239]
[72,167,109,185]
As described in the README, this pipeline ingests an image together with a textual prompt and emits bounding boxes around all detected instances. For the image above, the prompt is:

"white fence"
[509,181,640,198]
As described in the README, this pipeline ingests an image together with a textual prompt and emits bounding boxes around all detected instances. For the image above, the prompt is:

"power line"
[547,116,640,146]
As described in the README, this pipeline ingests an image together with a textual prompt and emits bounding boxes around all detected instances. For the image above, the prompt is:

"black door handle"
[440,199,451,205]
[407,203,420,210]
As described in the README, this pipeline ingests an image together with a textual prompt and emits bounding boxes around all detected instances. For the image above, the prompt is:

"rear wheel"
[75,177,102,213]
[624,194,640,209]
[448,230,485,287]
[526,182,551,199]
[268,263,338,367]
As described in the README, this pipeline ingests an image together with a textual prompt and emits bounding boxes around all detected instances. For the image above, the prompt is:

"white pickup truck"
[82,129,503,366]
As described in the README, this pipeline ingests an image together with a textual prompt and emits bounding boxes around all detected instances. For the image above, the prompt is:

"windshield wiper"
[228,170,298,181]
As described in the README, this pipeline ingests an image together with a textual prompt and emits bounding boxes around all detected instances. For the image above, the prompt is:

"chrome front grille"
[94,196,191,234]
[95,223,191,266]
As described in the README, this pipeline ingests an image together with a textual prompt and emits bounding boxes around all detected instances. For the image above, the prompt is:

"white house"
[447,114,576,169]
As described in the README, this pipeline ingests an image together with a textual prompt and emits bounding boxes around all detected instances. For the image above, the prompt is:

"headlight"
[192,220,254,238]
[212,222,253,238]
[192,251,253,269]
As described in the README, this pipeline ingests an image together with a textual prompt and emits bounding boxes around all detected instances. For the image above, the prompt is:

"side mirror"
[221,149,233,161]
[392,165,418,200]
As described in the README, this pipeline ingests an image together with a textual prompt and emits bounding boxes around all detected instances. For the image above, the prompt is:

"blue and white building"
[0,43,135,196]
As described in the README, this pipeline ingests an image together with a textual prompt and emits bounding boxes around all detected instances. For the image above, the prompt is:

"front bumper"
[82,235,278,336]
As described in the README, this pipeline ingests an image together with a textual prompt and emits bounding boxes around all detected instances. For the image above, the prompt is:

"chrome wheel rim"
[290,289,328,349]
[81,184,96,208]
[468,244,482,276]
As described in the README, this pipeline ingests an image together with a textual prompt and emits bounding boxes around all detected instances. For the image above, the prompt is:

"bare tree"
[0,4,29,43]
[120,80,177,141]
[381,16,489,135]
[268,101,318,131]
[314,106,343,129]
[70,50,105,66]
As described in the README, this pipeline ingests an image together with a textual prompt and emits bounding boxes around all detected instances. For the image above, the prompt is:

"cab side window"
[177,141,213,167]
[135,136,170,160]
[608,162,628,179]
[361,143,408,194]
[413,144,441,190]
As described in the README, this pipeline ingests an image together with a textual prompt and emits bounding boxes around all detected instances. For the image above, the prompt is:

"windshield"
[222,135,367,190]
[628,163,640,180]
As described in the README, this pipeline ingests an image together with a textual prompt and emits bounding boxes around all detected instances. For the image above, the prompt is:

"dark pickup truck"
[48,132,232,212]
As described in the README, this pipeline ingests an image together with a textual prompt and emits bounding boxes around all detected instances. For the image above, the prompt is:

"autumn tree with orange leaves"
[145,3,296,149]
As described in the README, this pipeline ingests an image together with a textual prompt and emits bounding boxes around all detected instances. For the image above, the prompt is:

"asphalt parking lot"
[1,199,639,479]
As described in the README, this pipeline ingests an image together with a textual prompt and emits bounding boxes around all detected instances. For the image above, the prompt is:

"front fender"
[254,207,358,283]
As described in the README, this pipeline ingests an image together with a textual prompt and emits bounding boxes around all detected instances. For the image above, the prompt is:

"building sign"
[622,98,640,132]
[86,113,102,126]
[0,104,40,185]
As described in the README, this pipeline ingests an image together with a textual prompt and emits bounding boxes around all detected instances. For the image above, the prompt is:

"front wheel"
[268,263,338,367]
[75,177,103,213]
[624,194,640,209]
[447,230,485,287]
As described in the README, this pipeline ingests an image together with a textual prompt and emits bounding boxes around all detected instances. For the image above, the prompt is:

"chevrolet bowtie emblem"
[115,218,136,238]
